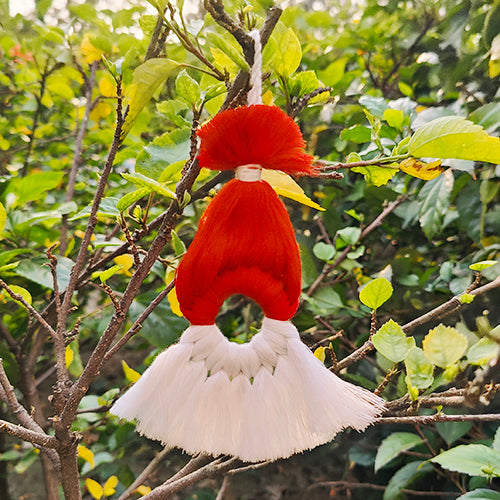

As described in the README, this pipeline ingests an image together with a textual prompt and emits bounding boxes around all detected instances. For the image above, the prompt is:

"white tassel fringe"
[111,318,385,462]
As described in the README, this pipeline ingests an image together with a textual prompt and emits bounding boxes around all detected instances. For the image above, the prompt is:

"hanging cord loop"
[235,30,264,182]
[247,29,263,105]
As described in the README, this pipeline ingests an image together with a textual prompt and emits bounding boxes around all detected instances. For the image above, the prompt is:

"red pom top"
[197,105,315,175]
[175,179,301,325]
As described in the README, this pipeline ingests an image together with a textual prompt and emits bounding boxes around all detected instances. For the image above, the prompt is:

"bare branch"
[305,196,407,298]
[103,281,175,363]
[402,275,500,333]
[0,420,58,449]
[143,456,240,499]
[0,279,58,341]
[376,413,500,425]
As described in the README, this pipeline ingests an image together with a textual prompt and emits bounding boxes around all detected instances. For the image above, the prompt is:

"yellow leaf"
[99,77,116,97]
[65,345,74,368]
[103,475,118,496]
[314,346,326,363]
[261,170,325,211]
[114,254,134,276]
[166,269,183,317]
[81,36,104,64]
[135,485,152,496]
[399,157,443,180]
[89,102,112,121]
[85,478,103,500]
[168,287,183,317]
[77,444,95,469]
[121,360,141,384]
[262,90,274,106]
[0,202,6,240]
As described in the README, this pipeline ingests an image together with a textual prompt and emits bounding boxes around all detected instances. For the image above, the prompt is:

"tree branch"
[402,275,500,333]
[305,196,407,298]
[117,447,172,500]
[60,61,98,256]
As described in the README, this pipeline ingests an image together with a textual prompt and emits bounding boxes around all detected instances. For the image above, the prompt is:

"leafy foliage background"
[0,0,499,498]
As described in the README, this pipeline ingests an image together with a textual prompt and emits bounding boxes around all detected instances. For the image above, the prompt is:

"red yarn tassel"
[176,179,301,324]
[197,105,316,175]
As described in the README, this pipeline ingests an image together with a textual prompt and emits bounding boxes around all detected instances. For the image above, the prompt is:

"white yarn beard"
[111,318,386,462]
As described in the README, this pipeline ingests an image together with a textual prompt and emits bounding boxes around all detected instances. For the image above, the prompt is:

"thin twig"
[376,413,500,424]
[306,481,459,497]
[117,447,173,500]
[402,275,500,333]
[60,61,98,256]
[143,457,240,499]
[305,196,407,297]
[103,281,175,363]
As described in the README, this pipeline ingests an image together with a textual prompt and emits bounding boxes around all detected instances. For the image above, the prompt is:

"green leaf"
[375,432,423,472]
[8,171,64,207]
[309,288,343,315]
[171,230,186,256]
[372,319,415,363]
[13,448,38,474]
[122,58,177,137]
[457,489,500,500]
[404,347,434,390]
[422,324,468,368]
[92,264,123,283]
[352,165,398,187]
[130,291,188,348]
[116,187,151,212]
[467,337,499,366]
[469,102,500,131]
[70,198,121,221]
[175,70,201,106]
[469,260,498,271]
[431,444,500,478]
[383,461,433,500]
[336,227,361,248]
[408,116,500,164]
[317,58,347,87]
[436,418,473,446]
[384,109,404,130]
[418,169,454,239]
[15,257,74,292]
[2,284,32,306]
[493,426,500,452]
[340,125,372,144]
[121,172,175,199]
[287,70,320,98]
[207,32,248,74]
[313,242,335,261]
[136,129,191,179]
[0,202,6,238]
[271,27,302,76]
[359,96,389,118]
[359,277,393,310]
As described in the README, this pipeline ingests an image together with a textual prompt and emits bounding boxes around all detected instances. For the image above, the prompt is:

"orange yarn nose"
[175,179,301,325]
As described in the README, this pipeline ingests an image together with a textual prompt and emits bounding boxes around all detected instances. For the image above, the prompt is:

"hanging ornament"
[111,30,385,463]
